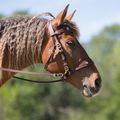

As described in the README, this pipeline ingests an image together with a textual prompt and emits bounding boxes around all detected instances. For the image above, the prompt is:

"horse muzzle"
[80,80,101,97]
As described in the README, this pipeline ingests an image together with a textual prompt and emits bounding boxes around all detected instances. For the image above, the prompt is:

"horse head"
[42,5,101,97]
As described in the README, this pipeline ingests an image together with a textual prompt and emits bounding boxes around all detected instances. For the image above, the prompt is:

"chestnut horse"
[0,5,101,97]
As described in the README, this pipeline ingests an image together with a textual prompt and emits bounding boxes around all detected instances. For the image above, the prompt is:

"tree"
[12,10,29,16]
[0,14,4,18]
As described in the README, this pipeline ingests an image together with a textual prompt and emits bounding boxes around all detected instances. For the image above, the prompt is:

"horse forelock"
[63,20,80,39]
[0,16,48,69]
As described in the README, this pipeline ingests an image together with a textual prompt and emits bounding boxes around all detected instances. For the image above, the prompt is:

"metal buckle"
[56,43,63,52]
[64,65,69,71]
[53,73,64,78]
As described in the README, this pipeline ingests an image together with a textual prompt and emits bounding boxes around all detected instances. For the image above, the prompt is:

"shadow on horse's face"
[42,5,101,97]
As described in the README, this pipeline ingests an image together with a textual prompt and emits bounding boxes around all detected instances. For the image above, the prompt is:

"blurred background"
[0,0,120,120]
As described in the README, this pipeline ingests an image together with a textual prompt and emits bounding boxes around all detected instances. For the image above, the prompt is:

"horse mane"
[0,16,48,69]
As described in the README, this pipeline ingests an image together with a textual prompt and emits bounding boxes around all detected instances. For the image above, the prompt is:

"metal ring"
[64,66,69,71]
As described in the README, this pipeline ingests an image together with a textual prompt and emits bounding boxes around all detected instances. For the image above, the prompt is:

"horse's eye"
[66,41,75,48]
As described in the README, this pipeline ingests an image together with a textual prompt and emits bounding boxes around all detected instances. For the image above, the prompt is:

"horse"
[0,5,101,97]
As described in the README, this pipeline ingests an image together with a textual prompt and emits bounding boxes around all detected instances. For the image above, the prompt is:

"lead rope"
[13,76,63,83]
[0,67,63,83]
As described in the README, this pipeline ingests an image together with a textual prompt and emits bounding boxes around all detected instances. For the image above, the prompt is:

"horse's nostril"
[90,87,96,93]
[83,84,87,88]
[95,79,101,88]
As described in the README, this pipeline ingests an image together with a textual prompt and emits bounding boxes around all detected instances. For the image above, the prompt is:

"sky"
[0,0,120,42]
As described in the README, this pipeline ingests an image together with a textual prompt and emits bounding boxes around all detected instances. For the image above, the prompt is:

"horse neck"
[0,19,48,86]
[0,37,46,86]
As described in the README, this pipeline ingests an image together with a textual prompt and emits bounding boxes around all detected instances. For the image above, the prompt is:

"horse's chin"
[82,89,93,97]
[79,82,93,97]
[82,89,99,97]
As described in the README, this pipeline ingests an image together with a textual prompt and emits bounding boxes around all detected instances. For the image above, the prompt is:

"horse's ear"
[52,4,69,26]
[66,10,76,21]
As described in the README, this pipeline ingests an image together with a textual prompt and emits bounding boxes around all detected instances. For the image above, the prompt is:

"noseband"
[0,14,91,84]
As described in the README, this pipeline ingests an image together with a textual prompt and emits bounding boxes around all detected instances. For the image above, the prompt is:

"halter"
[0,13,90,84]
[44,22,90,80]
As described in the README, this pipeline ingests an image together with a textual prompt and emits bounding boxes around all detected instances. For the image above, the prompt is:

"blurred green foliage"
[12,10,29,16]
[0,12,120,120]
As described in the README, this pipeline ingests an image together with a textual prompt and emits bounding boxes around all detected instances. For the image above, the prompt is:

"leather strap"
[0,67,53,76]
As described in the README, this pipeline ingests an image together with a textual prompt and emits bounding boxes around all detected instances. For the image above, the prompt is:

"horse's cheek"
[46,62,62,73]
